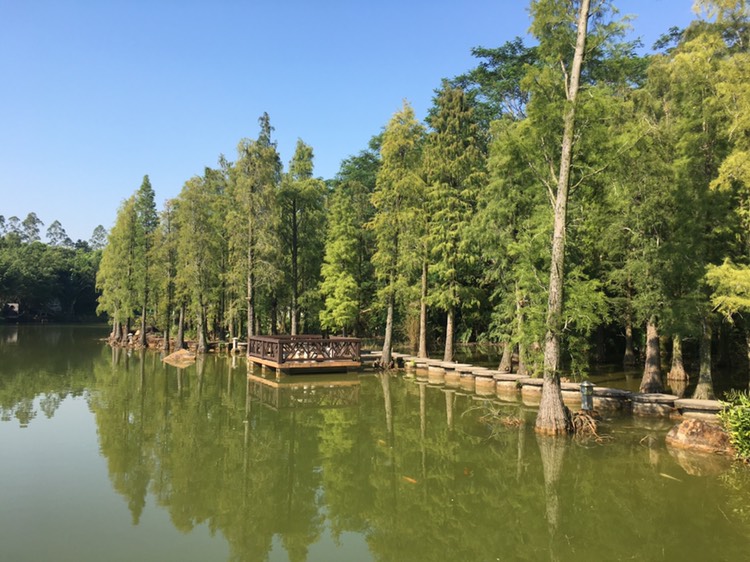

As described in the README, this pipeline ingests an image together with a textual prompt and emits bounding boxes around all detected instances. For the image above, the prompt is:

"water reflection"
[3,326,750,561]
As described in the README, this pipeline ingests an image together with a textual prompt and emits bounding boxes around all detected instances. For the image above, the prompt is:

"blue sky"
[1,0,696,243]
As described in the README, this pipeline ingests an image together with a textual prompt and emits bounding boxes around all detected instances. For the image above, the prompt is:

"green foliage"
[424,85,485,313]
[0,221,100,320]
[227,113,283,336]
[706,259,750,320]
[278,139,327,333]
[719,390,750,461]
[320,144,379,335]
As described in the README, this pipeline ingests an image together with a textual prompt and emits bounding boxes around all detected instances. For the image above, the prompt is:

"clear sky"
[1,0,696,243]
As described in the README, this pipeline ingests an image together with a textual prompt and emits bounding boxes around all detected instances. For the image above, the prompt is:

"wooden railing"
[248,335,360,365]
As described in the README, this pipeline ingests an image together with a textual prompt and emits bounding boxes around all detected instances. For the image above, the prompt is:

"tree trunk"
[121,318,131,346]
[196,306,208,354]
[693,317,715,400]
[247,269,255,340]
[139,304,147,348]
[746,328,750,390]
[291,198,299,336]
[623,312,637,367]
[381,289,395,369]
[247,219,256,340]
[270,296,278,336]
[498,341,513,373]
[418,259,428,359]
[176,304,185,350]
[443,307,455,362]
[639,319,663,393]
[536,0,590,436]
[112,313,122,343]
[516,284,527,375]
[667,334,689,381]
[162,308,171,353]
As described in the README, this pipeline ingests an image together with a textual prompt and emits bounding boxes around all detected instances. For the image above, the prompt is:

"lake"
[2,325,749,561]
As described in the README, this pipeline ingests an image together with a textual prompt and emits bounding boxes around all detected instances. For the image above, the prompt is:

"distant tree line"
[0,212,105,320]
[96,0,750,413]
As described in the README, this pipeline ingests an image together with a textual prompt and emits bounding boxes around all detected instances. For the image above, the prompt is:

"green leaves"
[719,390,750,461]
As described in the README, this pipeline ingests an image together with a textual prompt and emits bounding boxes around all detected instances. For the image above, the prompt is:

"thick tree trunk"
[418,260,428,359]
[536,0,590,436]
[693,318,715,400]
[381,289,395,368]
[498,341,513,373]
[112,314,122,343]
[196,307,208,354]
[667,334,689,381]
[639,319,664,393]
[121,318,131,346]
[443,307,455,362]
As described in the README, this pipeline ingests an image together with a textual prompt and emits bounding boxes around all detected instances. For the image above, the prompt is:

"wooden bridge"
[247,335,361,373]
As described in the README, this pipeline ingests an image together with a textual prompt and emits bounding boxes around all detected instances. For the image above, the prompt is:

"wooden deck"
[247,335,361,373]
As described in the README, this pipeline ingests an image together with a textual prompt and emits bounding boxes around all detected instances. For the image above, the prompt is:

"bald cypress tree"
[228,114,282,340]
[134,175,157,347]
[278,139,326,334]
[371,101,425,367]
[423,84,485,362]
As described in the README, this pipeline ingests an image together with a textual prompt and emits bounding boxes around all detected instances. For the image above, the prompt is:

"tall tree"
[278,139,327,334]
[46,220,73,247]
[319,143,380,336]
[134,175,158,347]
[174,169,227,353]
[533,0,591,435]
[423,85,485,362]
[370,102,425,367]
[97,197,139,342]
[228,113,282,341]
[151,200,178,352]
[21,212,43,243]
[89,225,108,251]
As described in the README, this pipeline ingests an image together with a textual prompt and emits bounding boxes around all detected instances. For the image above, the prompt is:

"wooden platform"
[247,335,361,373]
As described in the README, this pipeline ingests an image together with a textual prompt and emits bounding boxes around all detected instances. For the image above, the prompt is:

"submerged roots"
[572,410,611,443]
[480,412,524,428]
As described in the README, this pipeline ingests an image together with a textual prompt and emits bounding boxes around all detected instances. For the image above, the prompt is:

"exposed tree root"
[572,410,611,443]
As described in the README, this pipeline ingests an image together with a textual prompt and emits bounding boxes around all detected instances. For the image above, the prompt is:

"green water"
[2,325,750,561]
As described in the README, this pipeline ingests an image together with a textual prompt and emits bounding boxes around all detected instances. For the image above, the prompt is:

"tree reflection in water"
[4,327,750,561]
